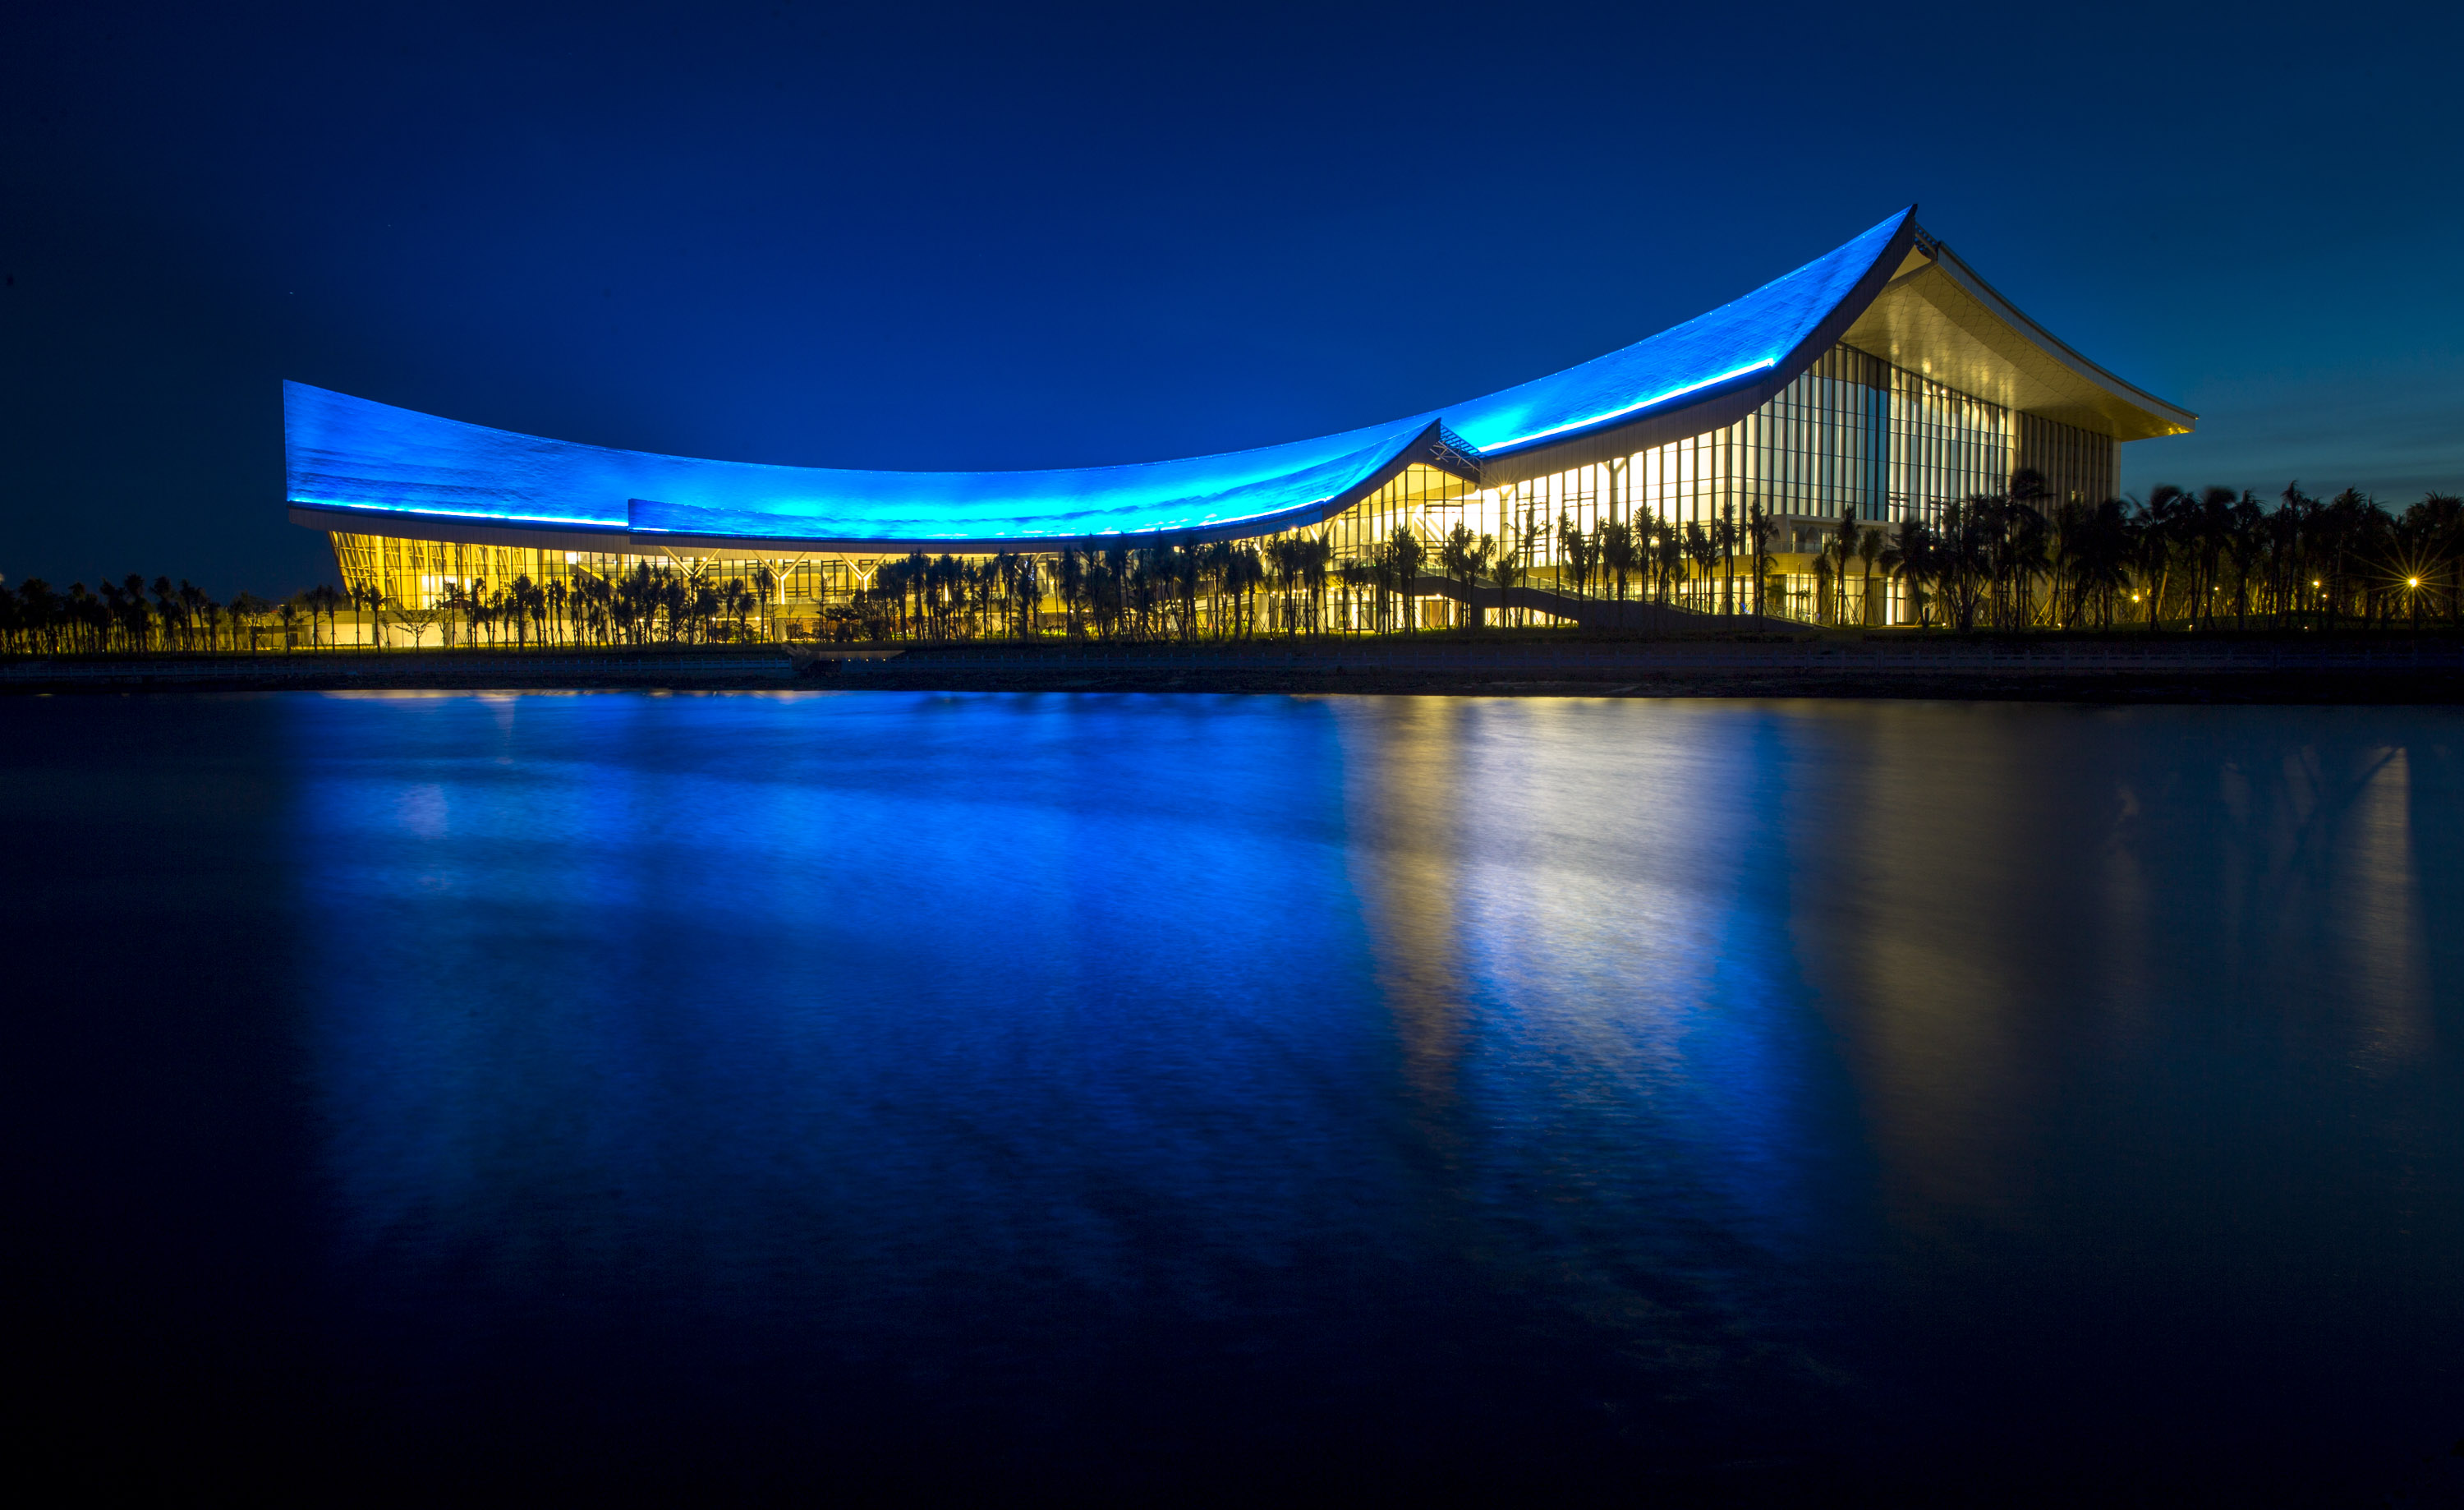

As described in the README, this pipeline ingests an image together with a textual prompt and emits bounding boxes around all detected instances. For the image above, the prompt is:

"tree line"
[1879,481,2464,631]
[848,540,1335,642]
[0,574,338,655]
[7,476,2458,653]
[1414,475,2464,632]
[407,564,769,648]
[0,564,777,654]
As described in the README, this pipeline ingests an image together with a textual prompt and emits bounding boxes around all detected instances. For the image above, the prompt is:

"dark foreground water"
[4,692,2459,1503]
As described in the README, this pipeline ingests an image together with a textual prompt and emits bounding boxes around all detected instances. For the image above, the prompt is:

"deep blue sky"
[4,0,2459,595]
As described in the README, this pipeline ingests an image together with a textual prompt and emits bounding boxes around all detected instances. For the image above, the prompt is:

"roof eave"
[1475,208,1923,486]
[1924,242,2196,437]
[287,420,1456,554]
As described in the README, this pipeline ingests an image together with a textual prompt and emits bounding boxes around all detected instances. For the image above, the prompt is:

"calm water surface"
[5,693,2458,1501]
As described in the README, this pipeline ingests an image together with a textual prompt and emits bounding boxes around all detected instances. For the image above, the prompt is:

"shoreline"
[801,666,2464,703]
[4,637,2459,702]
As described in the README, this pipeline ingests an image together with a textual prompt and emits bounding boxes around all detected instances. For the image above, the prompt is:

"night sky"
[4,1,2458,596]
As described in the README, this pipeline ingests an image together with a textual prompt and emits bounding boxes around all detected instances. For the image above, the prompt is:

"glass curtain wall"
[2016,412,2118,510]
[329,343,2112,639]
[330,533,862,644]
[1308,342,2099,626]
[1885,362,2017,530]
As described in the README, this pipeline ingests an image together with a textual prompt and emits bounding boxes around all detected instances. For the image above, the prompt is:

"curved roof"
[1839,234,2194,440]
[283,206,2181,553]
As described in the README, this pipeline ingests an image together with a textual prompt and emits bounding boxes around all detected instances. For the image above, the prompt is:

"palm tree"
[2185,486,2233,628]
[1386,525,1426,633]
[2285,493,2315,628]
[2321,488,2388,628]
[1192,541,1228,638]
[1260,537,1296,634]
[1745,502,1775,616]
[1331,555,1370,634]
[2071,500,2133,628]
[2220,491,2265,628]
[1169,543,1203,641]
[1653,518,1682,606]
[299,582,328,647]
[2047,500,2089,627]
[1857,526,1886,627]
[1015,553,1045,638]
[2407,492,2462,625]
[1927,501,1967,629]
[1301,534,1332,635]
[1875,528,1906,628]
[1598,518,1638,603]
[1824,504,1860,625]
[1055,548,1087,638]
[1435,522,1487,629]
[506,574,536,647]
[1230,543,1265,638]
[1999,504,2050,629]
[1223,541,1252,636]
[146,576,176,648]
[110,574,151,650]
[110,574,145,651]
[747,564,775,642]
[1098,547,1129,639]
[1486,539,1525,628]
[1681,521,1715,611]
[17,578,61,652]
[1557,512,1602,598]
[174,581,208,648]
[1725,502,1745,615]
[1892,518,1942,627]
[2133,486,2187,629]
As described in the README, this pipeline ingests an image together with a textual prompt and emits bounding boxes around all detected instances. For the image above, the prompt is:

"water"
[5,692,2458,1501]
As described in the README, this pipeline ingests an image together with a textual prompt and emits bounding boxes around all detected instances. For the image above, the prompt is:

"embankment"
[11,637,2453,702]
[802,637,2464,702]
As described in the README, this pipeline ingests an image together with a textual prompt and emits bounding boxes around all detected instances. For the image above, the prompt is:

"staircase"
[1406,575,1797,633]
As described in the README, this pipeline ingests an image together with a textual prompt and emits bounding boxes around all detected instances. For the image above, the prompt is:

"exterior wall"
[330,341,2121,638]
[2016,411,2117,509]
[1304,343,2039,624]
[333,532,865,634]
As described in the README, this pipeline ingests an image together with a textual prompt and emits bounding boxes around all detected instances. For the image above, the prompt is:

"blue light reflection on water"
[5,692,2457,1498]
[301,694,1401,1328]
[268,693,2464,1497]
[290,695,1846,1356]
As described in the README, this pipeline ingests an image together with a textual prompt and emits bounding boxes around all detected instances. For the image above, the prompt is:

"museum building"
[284,207,2192,635]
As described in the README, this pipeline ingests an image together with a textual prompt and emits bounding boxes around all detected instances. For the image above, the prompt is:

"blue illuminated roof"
[286,209,1912,549]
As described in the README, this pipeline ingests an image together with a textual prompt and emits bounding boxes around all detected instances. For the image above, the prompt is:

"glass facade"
[1310,342,2105,626]
[330,532,879,643]
[329,341,2116,639]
